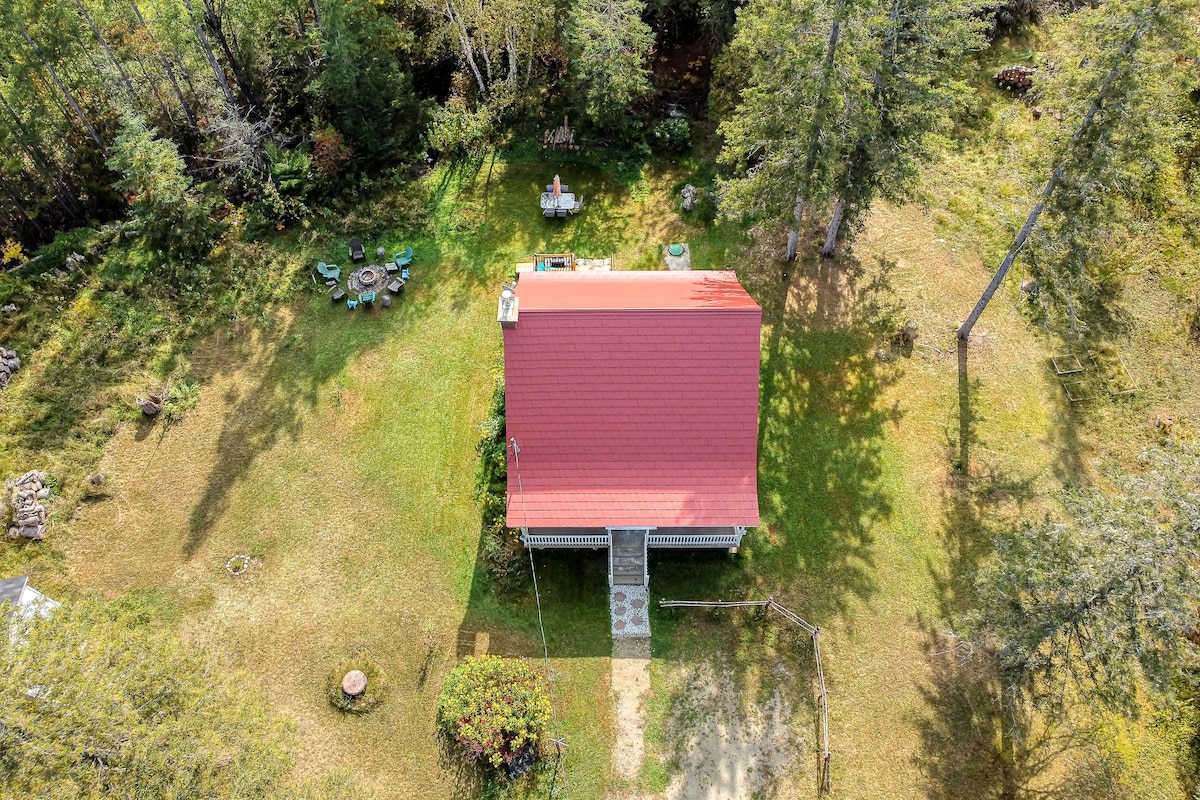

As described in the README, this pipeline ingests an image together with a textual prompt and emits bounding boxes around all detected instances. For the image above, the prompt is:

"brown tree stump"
[342,670,367,697]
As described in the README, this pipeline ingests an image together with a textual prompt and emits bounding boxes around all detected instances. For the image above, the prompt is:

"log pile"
[0,347,20,387]
[994,65,1035,93]
[6,470,50,541]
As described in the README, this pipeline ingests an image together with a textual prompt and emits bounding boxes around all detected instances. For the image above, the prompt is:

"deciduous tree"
[0,599,295,798]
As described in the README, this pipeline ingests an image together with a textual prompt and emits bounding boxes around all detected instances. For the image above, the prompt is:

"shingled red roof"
[503,270,761,529]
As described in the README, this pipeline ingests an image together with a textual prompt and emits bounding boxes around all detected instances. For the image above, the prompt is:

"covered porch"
[520,526,747,549]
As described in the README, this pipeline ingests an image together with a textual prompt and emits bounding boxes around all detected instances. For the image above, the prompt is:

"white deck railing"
[522,533,611,548]
[648,534,740,548]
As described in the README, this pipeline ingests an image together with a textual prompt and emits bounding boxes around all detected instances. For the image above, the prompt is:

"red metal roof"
[504,271,761,529]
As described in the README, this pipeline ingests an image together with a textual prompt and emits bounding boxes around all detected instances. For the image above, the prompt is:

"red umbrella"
[553,174,561,197]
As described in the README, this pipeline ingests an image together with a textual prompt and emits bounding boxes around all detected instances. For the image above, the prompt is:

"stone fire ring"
[348,265,389,294]
[342,669,368,697]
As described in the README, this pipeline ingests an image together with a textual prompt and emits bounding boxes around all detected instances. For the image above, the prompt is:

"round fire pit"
[348,265,389,294]
[342,669,368,698]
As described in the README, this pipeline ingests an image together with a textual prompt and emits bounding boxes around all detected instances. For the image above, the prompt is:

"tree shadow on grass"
[182,270,454,555]
[738,247,903,624]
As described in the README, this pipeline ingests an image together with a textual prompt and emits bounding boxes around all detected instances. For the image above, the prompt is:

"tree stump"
[342,670,367,697]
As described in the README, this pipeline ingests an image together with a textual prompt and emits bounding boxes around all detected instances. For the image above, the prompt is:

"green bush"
[652,118,691,152]
[475,373,528,589]
[436,655,550,775]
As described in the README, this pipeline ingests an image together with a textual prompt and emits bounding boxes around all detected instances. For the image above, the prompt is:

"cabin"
[498,270,762,587]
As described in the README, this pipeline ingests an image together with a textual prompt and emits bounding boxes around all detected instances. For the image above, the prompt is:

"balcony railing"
[521,533,610,548]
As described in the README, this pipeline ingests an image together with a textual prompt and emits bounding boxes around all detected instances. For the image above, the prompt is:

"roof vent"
[497,285,519,327]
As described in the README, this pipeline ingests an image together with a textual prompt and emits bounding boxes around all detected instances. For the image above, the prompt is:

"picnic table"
[540,191,576,211]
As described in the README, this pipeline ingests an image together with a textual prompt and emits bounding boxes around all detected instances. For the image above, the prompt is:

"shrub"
[436,655,550,775]
[475,373,528,589]
[653,117,691,152]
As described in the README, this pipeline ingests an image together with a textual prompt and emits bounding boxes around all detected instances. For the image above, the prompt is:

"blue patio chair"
[347,299,358,310]
[317,261,340,280]
[359,291,376,305]
[393,247,413,268]
[400,266,410,281]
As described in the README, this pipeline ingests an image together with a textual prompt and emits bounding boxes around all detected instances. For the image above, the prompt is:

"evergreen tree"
[107,115,223,279]
[311,0,421,167]
[974,445,1200,717]
[565,0,655,137]
[716,0,875,261]
[819,0,984,255]
[958,0,1199,339]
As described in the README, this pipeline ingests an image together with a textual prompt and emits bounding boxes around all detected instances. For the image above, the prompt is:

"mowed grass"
[62,153,741,798]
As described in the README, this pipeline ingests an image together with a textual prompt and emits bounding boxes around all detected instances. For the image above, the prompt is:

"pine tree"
[957,0,1200,340]
[565,0,655,137]
[717,0,873,261]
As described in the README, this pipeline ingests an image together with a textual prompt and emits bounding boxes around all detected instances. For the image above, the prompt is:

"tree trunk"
[200,0,262,119]
[74,0,141,104]
[819,197,844,257]
[0,91,84,221]
[0,173,49,239]
[183,0,239,110]
[445,0,487,96]
[17,23,107,155]
[785,0,844,261]
[957,22,1146,341]
[311,0,320,26]
[129,0,200,133]
[784,196,803,262]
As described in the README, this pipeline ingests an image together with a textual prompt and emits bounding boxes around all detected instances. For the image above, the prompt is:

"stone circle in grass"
[327,651,386,714]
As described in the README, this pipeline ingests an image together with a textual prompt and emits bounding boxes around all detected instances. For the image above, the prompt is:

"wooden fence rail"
[659,597,832,796]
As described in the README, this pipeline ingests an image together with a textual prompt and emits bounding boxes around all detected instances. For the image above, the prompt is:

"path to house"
[610,637,651,789]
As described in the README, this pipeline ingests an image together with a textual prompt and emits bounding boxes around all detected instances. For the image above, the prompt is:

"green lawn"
[8,97,1199,799]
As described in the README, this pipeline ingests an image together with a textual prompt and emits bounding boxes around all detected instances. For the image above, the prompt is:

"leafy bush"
[653,117,691,152]
[161,378,200,424]
[475,373,528,589]
[436,655,550,775]
[326,650,388,714]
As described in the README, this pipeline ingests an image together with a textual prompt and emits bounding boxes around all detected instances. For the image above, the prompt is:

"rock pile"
[0,347,20,387]
[994,65,1035,93]
[137,392,164,416]
[6,470,50,541]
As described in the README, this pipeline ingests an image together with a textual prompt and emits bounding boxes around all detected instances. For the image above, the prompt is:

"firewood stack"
[0,347,20,388]
[994,65,1036,93]
[6,470,50,541]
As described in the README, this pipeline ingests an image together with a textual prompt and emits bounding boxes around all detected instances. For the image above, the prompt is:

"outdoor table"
[540,191,576,212]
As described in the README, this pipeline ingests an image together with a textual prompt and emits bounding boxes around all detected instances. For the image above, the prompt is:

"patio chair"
[400,266,410,281]
[347,299,358,309]
[317,261,340,280]
[543,208,555,219]
[546,184,554,192]
[331,288,346,303]
[388,279,404,294]
[571,200,582,213]
[349,237,365,262]
[556,208,567,218]
[359,291,376,305]
[394,246,413,268]
[560,184,569,193]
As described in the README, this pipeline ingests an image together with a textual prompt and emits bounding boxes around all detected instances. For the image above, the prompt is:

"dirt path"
[610,637,651,793]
